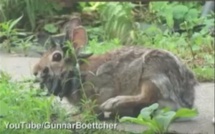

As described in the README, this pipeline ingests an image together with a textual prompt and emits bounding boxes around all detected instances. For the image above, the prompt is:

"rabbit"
[33,17,198,119]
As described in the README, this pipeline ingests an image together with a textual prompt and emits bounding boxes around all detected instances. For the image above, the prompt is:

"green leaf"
[150,2,169,13]
[192,45,201,51]
[140,103,159,120]
[185,8,199,22]
[154,111,176,131]
[119,116,146,125]
[0,101,10,116]
[164,6,174,28]
[143,129,156,134]
[43,24,58,33]
[120,116,161,133]
[174,108,198,120]
[180,21,194,30]
[166,14,174,28]
[173,5,189,20]
[8,15,23,32]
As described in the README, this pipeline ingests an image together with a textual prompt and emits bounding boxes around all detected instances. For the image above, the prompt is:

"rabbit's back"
[89,46,197,109]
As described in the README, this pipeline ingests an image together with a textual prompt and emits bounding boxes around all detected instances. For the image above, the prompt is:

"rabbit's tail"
[150,72,195,110]
[149,73,180,110]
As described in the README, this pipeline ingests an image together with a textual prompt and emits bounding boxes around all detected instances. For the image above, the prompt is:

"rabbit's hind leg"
[99,80,160,112]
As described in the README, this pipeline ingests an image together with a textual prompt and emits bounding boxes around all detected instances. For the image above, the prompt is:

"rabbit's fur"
[33,17,198,118]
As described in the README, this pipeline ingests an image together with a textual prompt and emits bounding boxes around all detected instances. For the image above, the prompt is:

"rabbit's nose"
[52,52,62,62]
[33,72,38,76]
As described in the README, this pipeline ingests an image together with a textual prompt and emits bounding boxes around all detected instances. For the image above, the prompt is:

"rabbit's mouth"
[41,69,82,99]
[45,75,62,96]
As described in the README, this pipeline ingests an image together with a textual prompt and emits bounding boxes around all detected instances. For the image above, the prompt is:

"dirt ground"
[0,53,214,134]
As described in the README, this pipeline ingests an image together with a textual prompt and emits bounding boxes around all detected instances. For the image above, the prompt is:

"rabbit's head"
[33,16,93,98]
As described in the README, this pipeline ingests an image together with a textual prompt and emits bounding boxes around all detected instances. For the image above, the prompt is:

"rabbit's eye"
[52,52,62,62]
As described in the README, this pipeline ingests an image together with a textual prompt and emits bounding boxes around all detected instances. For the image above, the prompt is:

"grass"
[86,38,122,55]
[0,72,128,134]
[193,67,214,82]
[0,71,71,134]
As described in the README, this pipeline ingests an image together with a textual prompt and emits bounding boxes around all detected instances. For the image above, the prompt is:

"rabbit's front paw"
[100,97,122,111]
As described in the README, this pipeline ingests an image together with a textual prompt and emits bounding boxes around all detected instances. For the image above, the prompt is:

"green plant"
[43,23,58,34]
[0,0,61,30]
[0,16,23,53]
[87,38,121,55]
[98,2,136,44]
[120,103,198,134]
[0,72,71,134]
[17,35,36,56]
[149,2,201,29]
[132,7,214,81]
[80,2,105,12]
[193,67,214,82]
[0,69,129,134]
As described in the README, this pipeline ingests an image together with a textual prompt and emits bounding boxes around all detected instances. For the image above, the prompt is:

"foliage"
[81,2,214,82]
[43,23,58,34]
[133,11,214,81]
[0,16,23,53]
[149,2,202,28]
[17,35,37,56]
[87,38,121,55]
[97,2,136,44]
[0,0,61,30]
[80,2,105,12]
[193,67,214,82]
[53,1,214,81]
[0,72,70,134]
[120,103,198,134]
[0,16,38,55]
[0,64,126,134]
[0,16,23,37]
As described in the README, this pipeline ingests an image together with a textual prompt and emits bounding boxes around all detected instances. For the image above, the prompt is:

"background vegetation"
[0,1,214,134]
[0,1,214,81]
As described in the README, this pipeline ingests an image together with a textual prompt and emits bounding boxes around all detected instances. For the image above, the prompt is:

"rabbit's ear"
[35,50,46,56]
[50,37,58,48]
[69,17,82,29]
[51,34,65,47]
[64,17,87,51]
[71,26,88,51]
[64,17,82,37]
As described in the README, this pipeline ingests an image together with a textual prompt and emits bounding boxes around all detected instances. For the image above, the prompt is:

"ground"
[0,52,214,134]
